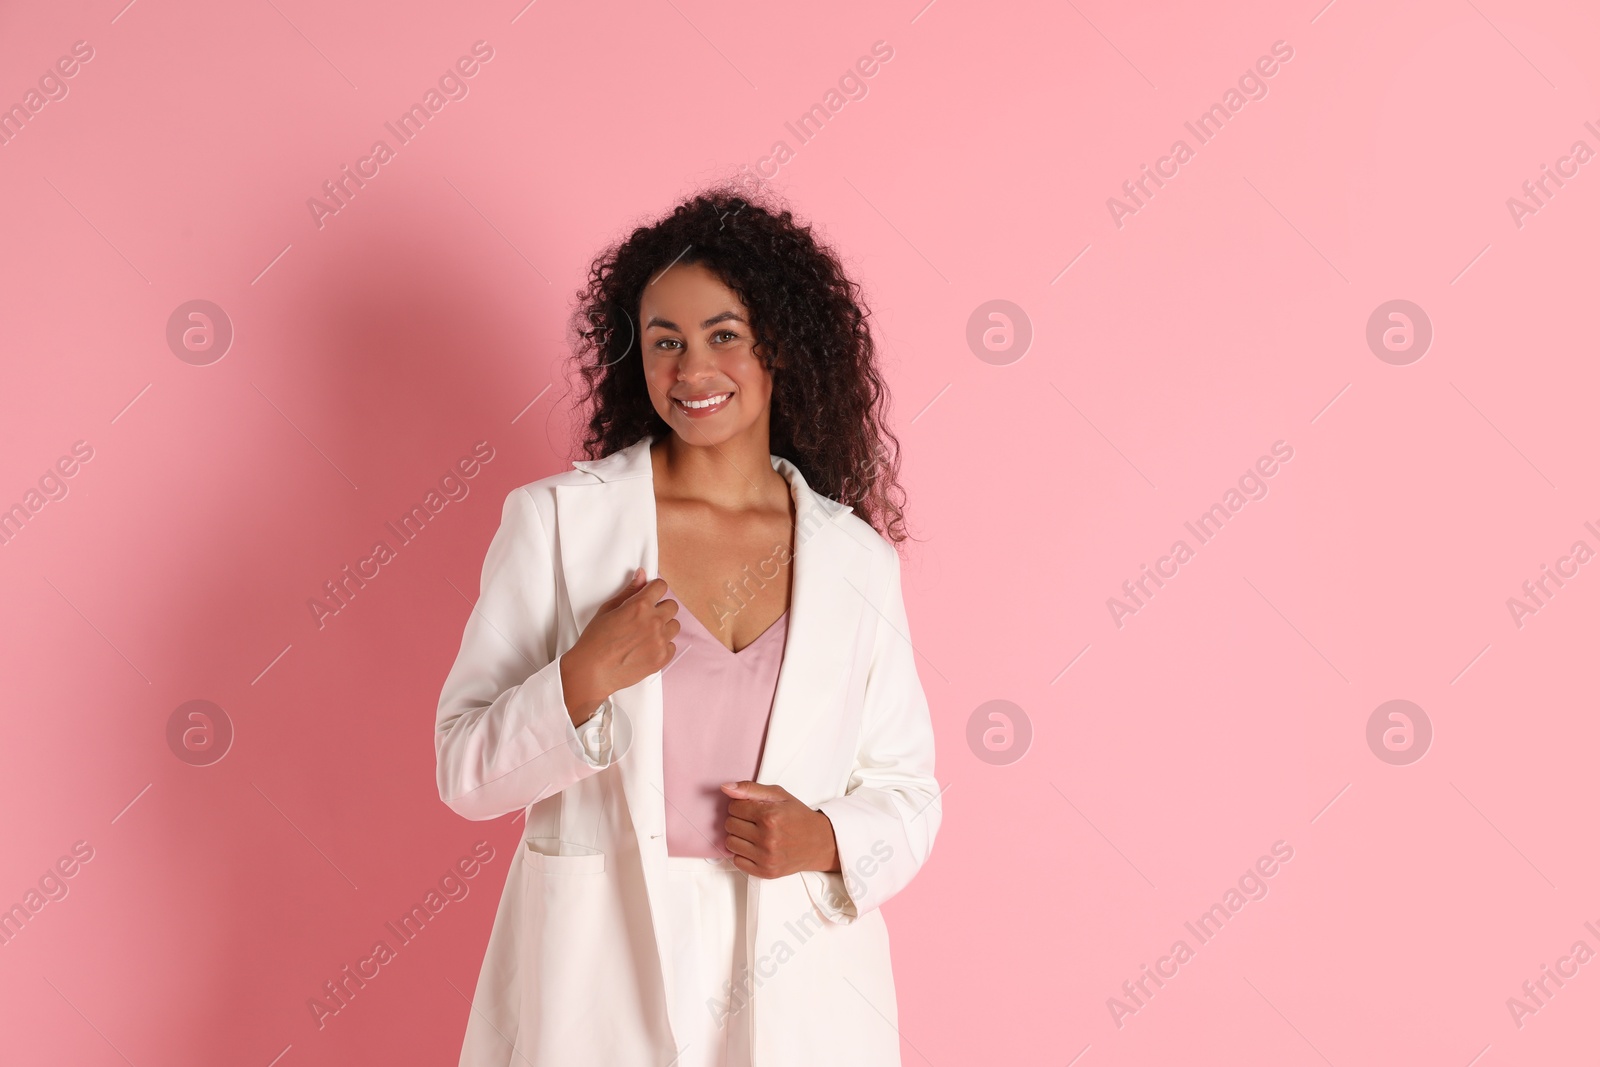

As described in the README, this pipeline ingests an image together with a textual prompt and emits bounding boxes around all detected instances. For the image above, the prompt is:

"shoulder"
[777,452,898,578]
[827,503,902,582]
[510,436,647,499]
[494,452,623,530]
[509,463,606,499]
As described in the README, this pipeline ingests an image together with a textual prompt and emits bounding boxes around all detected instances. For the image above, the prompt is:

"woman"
[435,186,940,1067]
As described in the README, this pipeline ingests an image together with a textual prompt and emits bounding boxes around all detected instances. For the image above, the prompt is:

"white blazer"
[435,434,941,1066]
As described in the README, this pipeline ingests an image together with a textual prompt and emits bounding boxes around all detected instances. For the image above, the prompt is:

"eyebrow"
[643,310,746,331]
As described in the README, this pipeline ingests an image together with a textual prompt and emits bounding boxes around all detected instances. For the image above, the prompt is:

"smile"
[673,392,732,417]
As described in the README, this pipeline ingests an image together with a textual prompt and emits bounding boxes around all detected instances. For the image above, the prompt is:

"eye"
[712,329,739,343]
[653,338,682,350]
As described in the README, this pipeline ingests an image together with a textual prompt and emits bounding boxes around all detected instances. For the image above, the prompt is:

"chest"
[655,499,794,653]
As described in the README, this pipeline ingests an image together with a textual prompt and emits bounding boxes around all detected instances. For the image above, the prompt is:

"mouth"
[672,391,733,418]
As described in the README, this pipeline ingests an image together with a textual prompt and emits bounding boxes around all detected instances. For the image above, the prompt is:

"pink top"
[659,583,789,858]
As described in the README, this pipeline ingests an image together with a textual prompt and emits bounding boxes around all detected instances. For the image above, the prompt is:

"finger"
[724,816,761,840]
[625,577,669,608]
[723,833,762,863]
[730,854,763,879]
[597,567,646,612]
[725,799,767,823]
[721,780,788,802]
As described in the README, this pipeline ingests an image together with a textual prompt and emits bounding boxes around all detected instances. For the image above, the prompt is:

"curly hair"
[566,182,910,546]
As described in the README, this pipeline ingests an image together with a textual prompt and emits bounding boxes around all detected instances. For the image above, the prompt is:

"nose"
[675,337,719,382]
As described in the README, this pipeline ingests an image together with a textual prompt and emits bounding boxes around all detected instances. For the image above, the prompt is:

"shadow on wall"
[145,197,584,1062]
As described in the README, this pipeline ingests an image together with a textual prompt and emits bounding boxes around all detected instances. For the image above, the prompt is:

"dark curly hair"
[566,182,909,546]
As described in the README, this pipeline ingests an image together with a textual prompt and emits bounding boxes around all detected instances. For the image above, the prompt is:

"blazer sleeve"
[807,543,942,923]
[435,484,631,821]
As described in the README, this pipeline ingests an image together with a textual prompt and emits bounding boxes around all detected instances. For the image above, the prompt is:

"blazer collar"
[571,434,855,523]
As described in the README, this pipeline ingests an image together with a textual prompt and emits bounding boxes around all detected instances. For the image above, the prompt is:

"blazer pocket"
[522,836,606,875]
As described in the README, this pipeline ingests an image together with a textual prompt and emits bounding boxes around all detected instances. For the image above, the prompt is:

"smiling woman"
[570,189,908,545]
[435,185,940,1067]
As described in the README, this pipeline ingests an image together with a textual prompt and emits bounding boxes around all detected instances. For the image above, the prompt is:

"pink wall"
[3,0,1598,1062]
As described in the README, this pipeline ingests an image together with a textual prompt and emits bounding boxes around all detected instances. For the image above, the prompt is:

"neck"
[651,431,785,510]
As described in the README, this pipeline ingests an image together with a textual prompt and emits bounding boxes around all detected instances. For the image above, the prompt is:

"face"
[639,261,776,449]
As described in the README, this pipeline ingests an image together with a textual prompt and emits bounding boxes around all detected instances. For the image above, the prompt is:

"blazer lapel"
[554,437,675,1036]
[755,456,875,786]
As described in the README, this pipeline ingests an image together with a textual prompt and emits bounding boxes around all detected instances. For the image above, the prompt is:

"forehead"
[640,261,747,321]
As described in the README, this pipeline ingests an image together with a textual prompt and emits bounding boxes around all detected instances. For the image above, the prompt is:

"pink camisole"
[659,583,789,858]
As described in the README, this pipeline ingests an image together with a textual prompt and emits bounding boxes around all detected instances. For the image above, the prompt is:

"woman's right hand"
[559,567,679,725]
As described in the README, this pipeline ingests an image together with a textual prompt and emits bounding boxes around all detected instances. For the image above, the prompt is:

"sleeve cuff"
[800,868,860,924]
[554,656,631,769]
[799,806,864,924]
[809,794,906,922]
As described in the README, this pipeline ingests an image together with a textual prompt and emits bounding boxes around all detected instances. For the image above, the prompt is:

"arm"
[435,486,631,821]
[804,544,942,922]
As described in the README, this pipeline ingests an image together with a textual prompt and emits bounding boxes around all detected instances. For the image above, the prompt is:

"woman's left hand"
[721,781,841,878]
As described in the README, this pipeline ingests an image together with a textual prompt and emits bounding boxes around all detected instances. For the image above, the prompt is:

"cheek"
[641,357,673,395]
[739,359,774,402]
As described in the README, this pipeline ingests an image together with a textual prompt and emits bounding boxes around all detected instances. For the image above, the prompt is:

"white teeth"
[678,393,731,409]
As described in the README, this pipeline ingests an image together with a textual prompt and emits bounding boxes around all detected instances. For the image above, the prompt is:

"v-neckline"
[664,583,788,657]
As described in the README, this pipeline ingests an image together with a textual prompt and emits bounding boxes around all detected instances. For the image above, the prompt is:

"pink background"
[3,0,1597,1063]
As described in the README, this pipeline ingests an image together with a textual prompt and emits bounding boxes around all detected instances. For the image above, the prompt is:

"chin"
[669,423,739,448]
[663,411,755,448]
